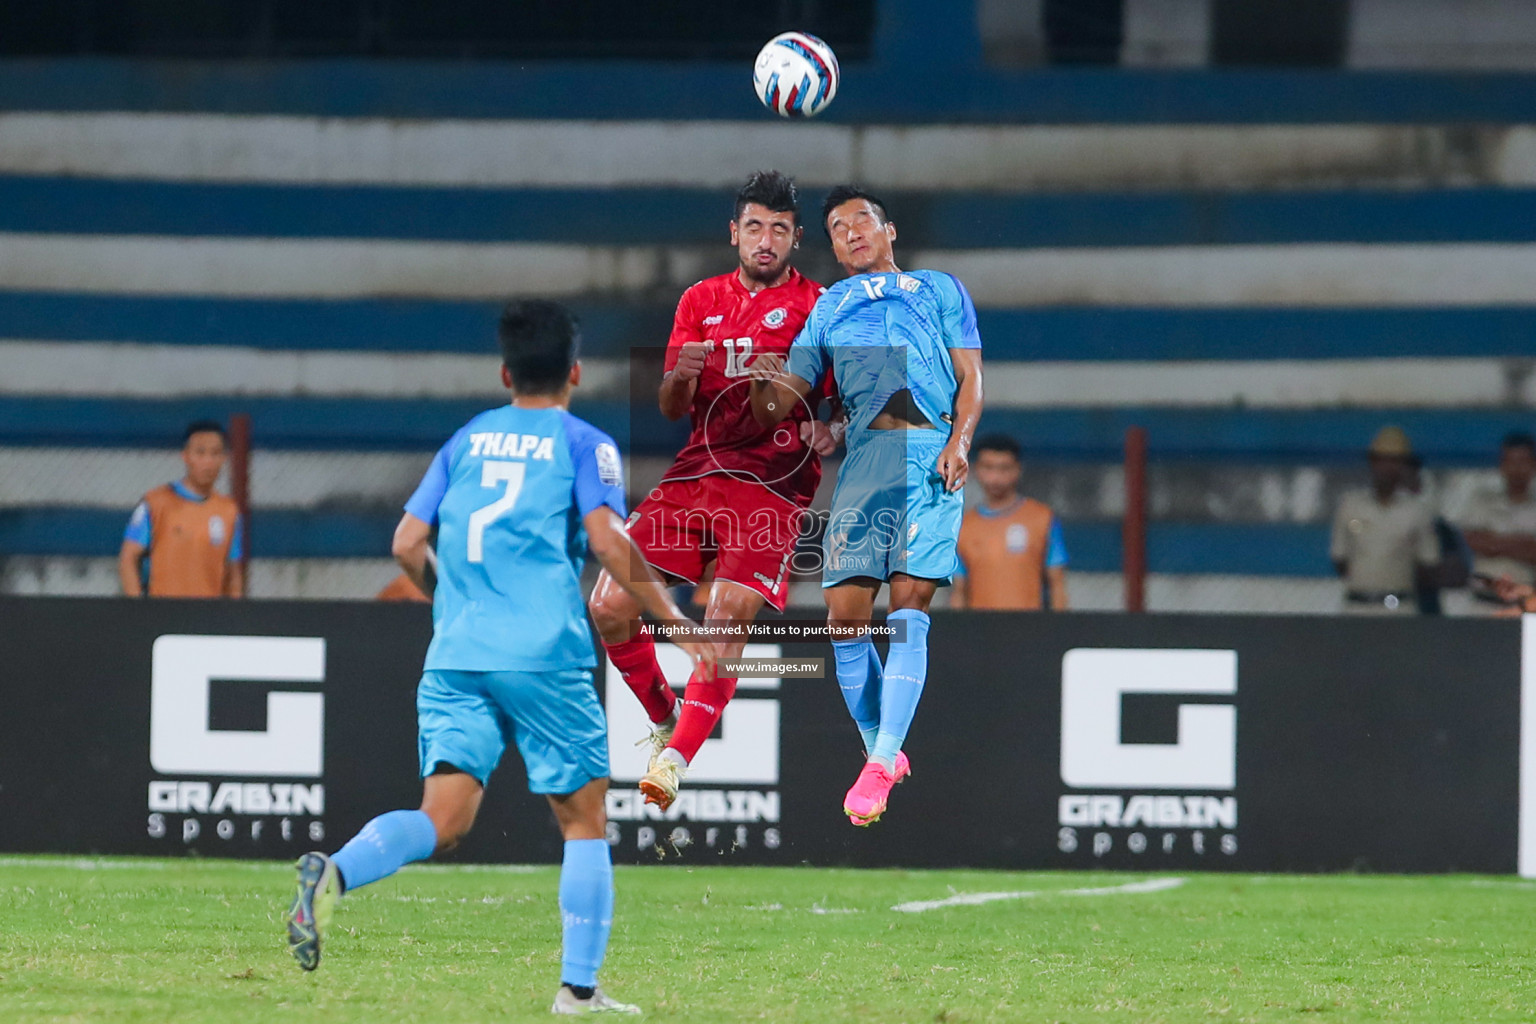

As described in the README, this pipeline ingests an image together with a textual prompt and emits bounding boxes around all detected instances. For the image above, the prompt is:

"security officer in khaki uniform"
[1457,431,1536,611]
[1330,426,1438,615]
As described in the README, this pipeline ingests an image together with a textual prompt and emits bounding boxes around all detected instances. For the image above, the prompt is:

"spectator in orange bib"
[118,420,245,598]
[952,434,1069,610]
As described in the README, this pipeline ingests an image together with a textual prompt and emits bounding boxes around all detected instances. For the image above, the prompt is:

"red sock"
[668,668,739,763]
[603,633,676,724]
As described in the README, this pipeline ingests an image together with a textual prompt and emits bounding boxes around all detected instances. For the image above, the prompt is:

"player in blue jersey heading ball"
[750,185,984,827]
[284,300,714,1016]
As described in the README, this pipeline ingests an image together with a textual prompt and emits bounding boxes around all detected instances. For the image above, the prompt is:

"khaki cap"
[1368,425,1413,459]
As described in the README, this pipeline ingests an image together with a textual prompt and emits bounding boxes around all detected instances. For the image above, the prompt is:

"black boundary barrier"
[0,597,1522,872]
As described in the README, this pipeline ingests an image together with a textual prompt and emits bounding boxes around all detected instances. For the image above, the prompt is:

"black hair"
[1503,431,1536,455]
[821,184,890,238]
[973,434,1022,461]
[734,170,799,224]
[497,300,581,396]
[183,419,227,445]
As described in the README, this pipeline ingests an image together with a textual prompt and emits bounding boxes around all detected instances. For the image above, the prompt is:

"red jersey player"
[589,170,839,810]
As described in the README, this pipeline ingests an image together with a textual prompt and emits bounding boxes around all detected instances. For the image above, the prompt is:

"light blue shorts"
[417,668,609,795]
[822,429,963,586]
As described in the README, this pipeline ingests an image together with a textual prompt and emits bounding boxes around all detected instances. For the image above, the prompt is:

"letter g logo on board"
[1059,648,1236,791]
[605,644,779,786]
[149,635,325,777]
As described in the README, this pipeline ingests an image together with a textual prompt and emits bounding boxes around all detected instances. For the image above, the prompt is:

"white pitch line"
[1060,877,1189,898]
[891,876,1186,913]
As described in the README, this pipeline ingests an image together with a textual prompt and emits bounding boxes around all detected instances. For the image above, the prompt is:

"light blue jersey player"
[284,301,712,1016]
[750,186,983,828]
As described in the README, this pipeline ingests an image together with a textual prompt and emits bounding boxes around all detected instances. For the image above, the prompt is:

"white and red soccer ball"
[753,32,840,119]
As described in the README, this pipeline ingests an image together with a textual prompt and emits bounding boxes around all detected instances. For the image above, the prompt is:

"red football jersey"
[661,268,826,507]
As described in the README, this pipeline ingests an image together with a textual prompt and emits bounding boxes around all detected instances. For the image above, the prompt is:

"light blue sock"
[870,609,930,771]
[331,809,437,892]
[832,636,882,752]
[559,839,614,989]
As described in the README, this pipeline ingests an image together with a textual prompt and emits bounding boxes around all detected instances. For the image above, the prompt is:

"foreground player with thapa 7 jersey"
[751,185,984,825]
[589,170,840,812]
[283,301,713,1015]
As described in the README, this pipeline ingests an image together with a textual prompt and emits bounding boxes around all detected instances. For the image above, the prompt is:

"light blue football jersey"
[785,269,982,446]
[404,405,626,673]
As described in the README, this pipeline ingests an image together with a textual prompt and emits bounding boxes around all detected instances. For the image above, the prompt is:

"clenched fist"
[672,341,713,382]
[800,419,844,455]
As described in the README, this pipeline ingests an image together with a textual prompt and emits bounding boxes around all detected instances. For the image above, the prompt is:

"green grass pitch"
[3,856,1535,1023]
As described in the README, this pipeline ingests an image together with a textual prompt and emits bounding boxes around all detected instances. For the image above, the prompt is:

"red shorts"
[625,475,807,611]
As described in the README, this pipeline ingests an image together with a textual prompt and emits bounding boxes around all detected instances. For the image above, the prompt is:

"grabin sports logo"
[604,643,781,855]
[1057,648,1239,859]
[146,635,327,846]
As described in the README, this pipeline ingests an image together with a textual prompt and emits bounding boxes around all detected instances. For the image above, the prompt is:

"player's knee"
[548,780,609,840]
[586,586,614,622]
[826,610,871,635]
[889,578,938,614]
[422,806,474,852]
[587,585,632,635]
[419,781,480,852]
[709,586,760,626]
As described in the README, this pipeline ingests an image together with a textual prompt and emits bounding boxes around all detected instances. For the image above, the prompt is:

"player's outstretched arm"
[584,506,717,679]
[748,352,813,428]
[937,348,984,492]
[392,512,438,598]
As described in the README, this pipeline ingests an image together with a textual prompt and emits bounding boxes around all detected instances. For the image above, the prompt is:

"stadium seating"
[4,28,1534,607]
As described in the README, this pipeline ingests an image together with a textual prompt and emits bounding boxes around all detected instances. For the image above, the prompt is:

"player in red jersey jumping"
[589,170,839,810]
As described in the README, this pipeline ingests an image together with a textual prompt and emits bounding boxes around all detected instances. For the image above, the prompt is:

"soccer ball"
[752,32,840,118]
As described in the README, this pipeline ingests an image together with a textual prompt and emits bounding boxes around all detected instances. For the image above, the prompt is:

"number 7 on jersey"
[467,460,526,563]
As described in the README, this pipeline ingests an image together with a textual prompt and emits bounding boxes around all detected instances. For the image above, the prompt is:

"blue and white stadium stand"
[4,8,1536,609]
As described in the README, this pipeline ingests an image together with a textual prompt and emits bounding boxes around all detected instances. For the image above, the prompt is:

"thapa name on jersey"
[466,432,557,460]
